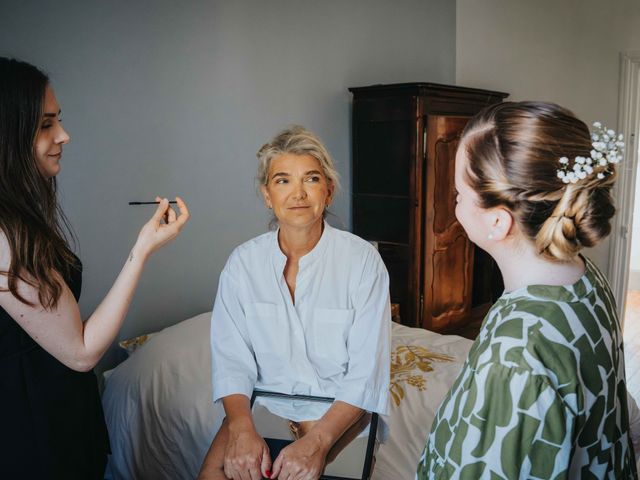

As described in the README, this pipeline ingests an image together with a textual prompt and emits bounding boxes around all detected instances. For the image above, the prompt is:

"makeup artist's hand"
[270,434,328,480]
[224,422,271,480]
[134,196,190,259]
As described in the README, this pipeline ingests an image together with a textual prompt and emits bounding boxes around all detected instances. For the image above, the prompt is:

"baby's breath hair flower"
[556,122,624,184]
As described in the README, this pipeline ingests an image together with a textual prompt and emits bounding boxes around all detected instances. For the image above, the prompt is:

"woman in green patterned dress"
[417,101,637,479]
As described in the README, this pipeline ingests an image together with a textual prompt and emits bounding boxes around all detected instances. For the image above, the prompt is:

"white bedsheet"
[102,312,471,479]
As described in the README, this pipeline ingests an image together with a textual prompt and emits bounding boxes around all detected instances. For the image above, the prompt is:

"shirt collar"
[270,221,332,269]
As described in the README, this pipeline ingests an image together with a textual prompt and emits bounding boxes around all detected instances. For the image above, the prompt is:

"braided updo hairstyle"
[460,101,616,262]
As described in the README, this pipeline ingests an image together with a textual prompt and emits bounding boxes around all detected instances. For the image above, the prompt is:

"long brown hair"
[0,57,77,308]
[460,101,616,261]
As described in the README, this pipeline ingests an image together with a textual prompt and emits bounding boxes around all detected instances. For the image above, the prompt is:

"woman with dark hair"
[0,57,190,478]
[416,101,636,479]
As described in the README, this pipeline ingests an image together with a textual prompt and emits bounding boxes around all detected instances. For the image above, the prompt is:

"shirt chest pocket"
[310,308,354,377]
[245,302,284,354]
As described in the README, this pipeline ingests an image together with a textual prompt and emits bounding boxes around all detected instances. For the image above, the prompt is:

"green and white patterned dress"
[417,257,637,479]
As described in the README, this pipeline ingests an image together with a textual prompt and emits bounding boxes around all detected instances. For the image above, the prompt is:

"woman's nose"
[293,182,307,199]
[56,124,71,145]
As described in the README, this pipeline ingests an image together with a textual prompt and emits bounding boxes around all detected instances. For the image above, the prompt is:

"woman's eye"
[41,122,52,129]
[306,176,320,183]
[275,178,288,184]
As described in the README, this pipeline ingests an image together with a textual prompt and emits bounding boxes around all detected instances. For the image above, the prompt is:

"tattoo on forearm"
[129,251,134,262]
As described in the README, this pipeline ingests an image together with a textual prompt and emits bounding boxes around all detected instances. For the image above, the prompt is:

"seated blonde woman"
[198,126,391,480]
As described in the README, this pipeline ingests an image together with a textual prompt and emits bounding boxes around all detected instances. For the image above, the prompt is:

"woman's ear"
[260,185,272,209]
[326,182,335,207]
[487,207,514,241]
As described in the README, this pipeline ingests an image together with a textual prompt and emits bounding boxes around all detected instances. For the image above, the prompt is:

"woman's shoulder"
[473,298,578,375]
[494,266,616,343]
[221,230,276,273]
[485,294,588,349]
[478,293,615,404]
[232,230,275,255]
[328,225,373,247]
[328,227,389,280]
[327,225,382,260]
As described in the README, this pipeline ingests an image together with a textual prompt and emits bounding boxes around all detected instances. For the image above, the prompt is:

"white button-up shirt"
[210,223,390,415]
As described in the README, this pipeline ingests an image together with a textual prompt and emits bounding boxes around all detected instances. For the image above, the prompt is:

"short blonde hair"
[461,101,616,262]
[257,125,341,191]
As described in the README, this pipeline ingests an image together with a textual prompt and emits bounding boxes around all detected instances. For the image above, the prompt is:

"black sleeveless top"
[0,259,109,479]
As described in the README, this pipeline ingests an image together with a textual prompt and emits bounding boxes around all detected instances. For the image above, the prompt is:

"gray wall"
[456,0,640,274]
[0,0,456,369]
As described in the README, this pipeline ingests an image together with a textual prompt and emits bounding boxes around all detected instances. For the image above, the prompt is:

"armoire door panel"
[433,134,461,234]
[423,115,474,330]
[433,223,467,250]
[430,234,474,330]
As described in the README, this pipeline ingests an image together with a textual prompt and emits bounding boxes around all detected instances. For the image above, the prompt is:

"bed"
[102,312,472,479]
[102,312,640,479]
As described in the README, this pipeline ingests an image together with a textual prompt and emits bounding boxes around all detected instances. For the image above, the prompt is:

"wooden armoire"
[349,83,508,334]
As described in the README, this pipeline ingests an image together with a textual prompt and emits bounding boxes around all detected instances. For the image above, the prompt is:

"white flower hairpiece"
[556,122,624,184]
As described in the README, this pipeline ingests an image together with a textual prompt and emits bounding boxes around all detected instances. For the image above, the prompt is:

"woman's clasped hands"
[224,418,271,480]
[224,421,327,480]
[270,432,328,480]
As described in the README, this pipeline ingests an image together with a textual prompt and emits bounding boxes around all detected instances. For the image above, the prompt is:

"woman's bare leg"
[197,418,230,480]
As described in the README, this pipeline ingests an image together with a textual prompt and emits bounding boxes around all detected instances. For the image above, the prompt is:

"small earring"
[488,233,494,240]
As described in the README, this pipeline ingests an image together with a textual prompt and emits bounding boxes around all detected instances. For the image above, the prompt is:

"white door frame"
[608,51,640,322]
